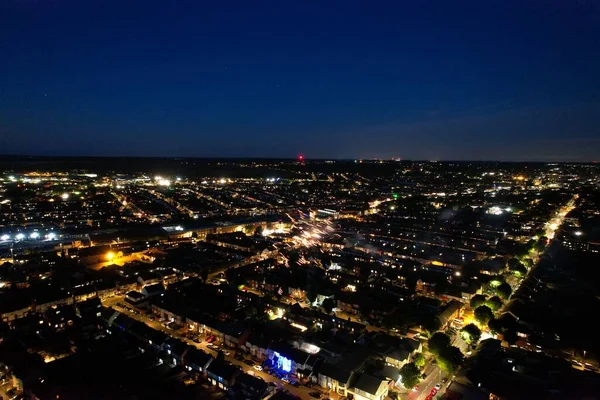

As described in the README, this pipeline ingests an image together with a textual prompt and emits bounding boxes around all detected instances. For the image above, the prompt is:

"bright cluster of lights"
[487,206,512,215]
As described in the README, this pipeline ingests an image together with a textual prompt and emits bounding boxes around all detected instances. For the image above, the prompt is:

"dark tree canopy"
[400,362,421,389]
[485,296,503,312]
[496,283,512,300]
[428,332,451,357]
[470,294,487,309]
[474,305,494,326]
[322,298,335,314]
[460,323,482,345]
[437,346,464,374]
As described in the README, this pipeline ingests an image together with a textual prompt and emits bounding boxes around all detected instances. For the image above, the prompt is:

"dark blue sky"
[1,0,599,160]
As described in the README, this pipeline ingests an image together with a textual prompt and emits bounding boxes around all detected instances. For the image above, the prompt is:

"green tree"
[487,318,503,335]
[470,294,487,309]
[496,283,512,300]
[511,263,527,277]
[507,257,520,269]
[485,296,503,312]
[437,346,464,374]
[474,305,494,326]
[422,315,441,334]
[428,332,451,357]
[400,362,421,389]
[460,323,482,345]
[413,353,426,369]
[322,298,335,314]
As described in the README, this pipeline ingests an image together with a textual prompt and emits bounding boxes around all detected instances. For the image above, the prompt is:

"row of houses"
[103,308,269,398]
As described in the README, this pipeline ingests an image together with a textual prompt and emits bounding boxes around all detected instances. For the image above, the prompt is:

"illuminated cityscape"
[3,0,600,399]
[0,158,599,400]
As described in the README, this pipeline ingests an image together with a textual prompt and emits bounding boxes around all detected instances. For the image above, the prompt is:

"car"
[309,391,321,399]
[430,388,438,396]
[222,350,230,356]
[192,337,202,344]
[412,385,419,392]
[234,354,244,361]
[206,335,216,343]
[282,377,290,384]
[435,383,442,390]
[425,395,433,400]
[441,377,448,383]
[244,360,255,367]
[253,365,263,371]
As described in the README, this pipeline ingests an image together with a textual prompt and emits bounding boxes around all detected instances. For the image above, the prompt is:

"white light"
[16,233,25,240]
[157,179,171,186]
[175,226,183,231]
[30,232,40,239]
[0,234,9,241]
[61,193,69,200]
[47,232,56,240]
[574,231,583,236]
[505,207,512,212]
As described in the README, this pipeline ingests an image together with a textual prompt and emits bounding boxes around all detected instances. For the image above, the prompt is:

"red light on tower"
[298,155,304,161]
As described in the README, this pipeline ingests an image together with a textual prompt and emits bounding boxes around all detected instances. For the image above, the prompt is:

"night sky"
[1,1,599,161]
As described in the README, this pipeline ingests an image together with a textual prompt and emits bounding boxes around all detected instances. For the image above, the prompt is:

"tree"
[254,226,264,236]
[485,296,503,312]
[421,315,441,335]
[503,329,518,345]
[437,346,464,374]
[400,362,421,389]
[511,263,527,277]
[470,294,487,309]
[507,257,520,269]
[496,283,512,300]
[487,318,503,335]
[306,285,318,305]
[428,332,451,357]
[200,268,209,284]
[474,305,494,326]
[460,323,482,345]
[413,353,426,369]
[322,298,335,314]
[534,237,548,252]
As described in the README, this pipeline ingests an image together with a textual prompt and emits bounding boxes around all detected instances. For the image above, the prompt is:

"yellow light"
[106,252,115,261]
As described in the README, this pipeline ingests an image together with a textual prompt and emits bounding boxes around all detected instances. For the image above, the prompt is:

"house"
[267,343,310,376]
[125,291,146,305]
[234,373,268,399]
[439,300,464,329]
[244,332,272,361]
[318,362,355,396]
[141,283,165,298]
[350,374,389,400]
[207,361,241,391]
[162,337,191,366]
[184,348,213,373]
